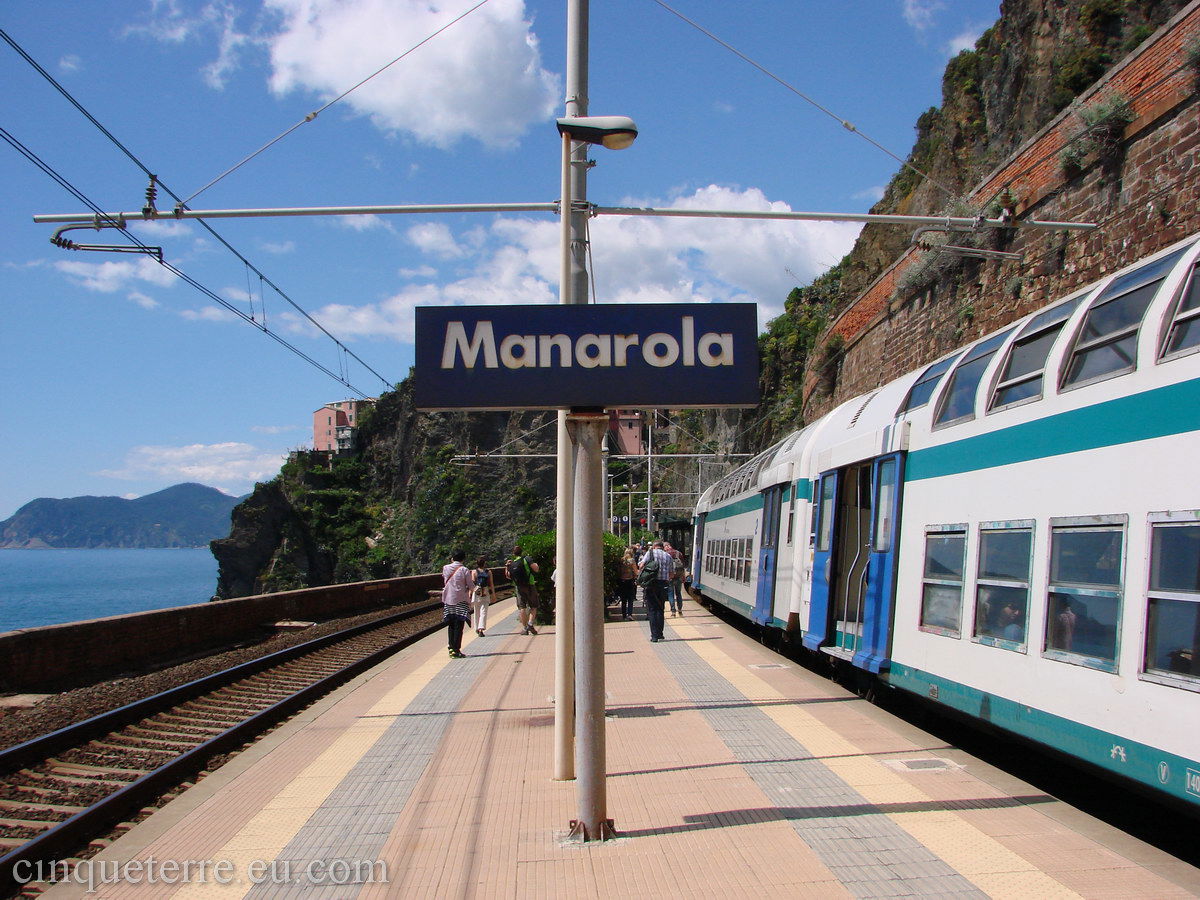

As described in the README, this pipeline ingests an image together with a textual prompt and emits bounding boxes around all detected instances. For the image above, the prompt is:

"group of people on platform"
[441,539,689,657]
[441,545,540,658]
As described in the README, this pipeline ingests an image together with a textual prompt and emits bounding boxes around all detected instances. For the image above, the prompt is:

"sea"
[0,548,219,633]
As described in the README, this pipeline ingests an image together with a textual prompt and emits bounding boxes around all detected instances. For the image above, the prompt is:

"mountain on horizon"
[0,483,242,549]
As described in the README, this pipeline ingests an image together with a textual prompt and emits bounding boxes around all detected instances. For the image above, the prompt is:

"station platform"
[42,597,1200,898]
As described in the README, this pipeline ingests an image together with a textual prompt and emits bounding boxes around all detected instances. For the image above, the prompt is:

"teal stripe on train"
[907,376,1200,481]
[694,584,788,629]
[703,479,812,523]
[886,663,1200,808]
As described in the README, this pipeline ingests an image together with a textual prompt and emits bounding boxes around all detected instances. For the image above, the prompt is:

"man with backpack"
[638,540,673,643]
[506,545,541,635]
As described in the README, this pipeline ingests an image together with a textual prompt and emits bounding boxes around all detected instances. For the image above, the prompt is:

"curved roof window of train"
[1160,258,1200,360]
[1062,244,1191,389]
[899,351,963,414]
[933,327,1015,428]
[989,293,1085,412]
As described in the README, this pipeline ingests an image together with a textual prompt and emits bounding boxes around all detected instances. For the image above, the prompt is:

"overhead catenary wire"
[1,27,393,393]
[645,0,958,200]
[178,0,496,207]
[0,124,370,397]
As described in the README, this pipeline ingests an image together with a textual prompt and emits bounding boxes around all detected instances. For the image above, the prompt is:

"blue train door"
[852,453,904,673]
[753,485,784,624]
[802,471,838,650]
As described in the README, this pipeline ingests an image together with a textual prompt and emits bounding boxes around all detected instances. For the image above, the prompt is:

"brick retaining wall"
[805,3,1200,416]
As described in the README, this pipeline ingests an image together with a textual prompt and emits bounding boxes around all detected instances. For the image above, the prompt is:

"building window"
[1143,517,1200,687]
[920,526,966,637]
[973,524,1032,649]
[1045,518,1125,670]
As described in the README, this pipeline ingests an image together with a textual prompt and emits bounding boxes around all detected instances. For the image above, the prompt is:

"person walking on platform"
[639,540,673,642]
[442,549,473,658]
[665,542,684,616]
[471,557,496,636]
[617,547,637,620]
[506,545,541,635]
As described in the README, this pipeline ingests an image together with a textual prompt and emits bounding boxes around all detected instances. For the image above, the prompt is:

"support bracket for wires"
[50,216,163,262]
[910,211,1023,262]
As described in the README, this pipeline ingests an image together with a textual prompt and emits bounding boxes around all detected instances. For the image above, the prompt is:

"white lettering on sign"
[1187,768,1200,798]
[439,316,735,370]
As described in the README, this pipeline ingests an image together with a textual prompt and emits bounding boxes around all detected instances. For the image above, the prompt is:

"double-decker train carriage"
[692,232,1200,809]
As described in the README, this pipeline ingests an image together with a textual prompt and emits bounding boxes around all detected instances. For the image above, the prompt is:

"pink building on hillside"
[607,409,643,456]
[313,399,375,453]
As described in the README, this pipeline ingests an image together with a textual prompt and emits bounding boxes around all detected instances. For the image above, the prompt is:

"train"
[691,232,1200,810]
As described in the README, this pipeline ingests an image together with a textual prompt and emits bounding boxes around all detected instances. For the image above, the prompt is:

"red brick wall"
[805,4,1200,415]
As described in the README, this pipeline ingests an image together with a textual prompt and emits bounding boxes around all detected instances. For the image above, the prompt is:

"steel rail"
[0,600,446,894]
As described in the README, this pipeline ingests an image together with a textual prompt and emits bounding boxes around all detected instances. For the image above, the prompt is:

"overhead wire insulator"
[142,174,159,217]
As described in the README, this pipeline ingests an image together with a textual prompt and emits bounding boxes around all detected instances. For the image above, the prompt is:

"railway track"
[0,598,450,896]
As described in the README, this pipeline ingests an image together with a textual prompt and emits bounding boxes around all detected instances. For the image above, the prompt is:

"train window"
[1044,519,1125,670]
[989,295,1084,410]
[1160,261,1200,360]
[816,477,836,552]
[934,328,1015,427]
[919,526,966,637]
[1143,519,1200,685]
[972,525,1033,649]
[1062,246,1189,389]
[872,459,897,552]
[898,352,962,414]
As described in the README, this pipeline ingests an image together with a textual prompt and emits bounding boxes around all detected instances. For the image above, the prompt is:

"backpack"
[635,555,659,587]
[506,556,530,584]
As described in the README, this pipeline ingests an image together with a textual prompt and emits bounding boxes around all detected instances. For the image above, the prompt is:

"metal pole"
[554,0,590,785]
[553,410,575,781]
[646,411,654,536]
[566,411,614,841]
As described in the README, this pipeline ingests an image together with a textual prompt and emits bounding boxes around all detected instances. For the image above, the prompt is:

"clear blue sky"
[0,0,998,519]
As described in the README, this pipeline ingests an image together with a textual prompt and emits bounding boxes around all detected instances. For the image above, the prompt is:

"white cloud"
[260,239,296,254]
[334,214,394,233]
[59,55,82,73]
[406,222,465,259]
[946,26,984,56]
[128,291,160,310]
[129,0,257,87]
[263,0,560,148]
[902,0,945,31]
[54,257,177,293]
[852,185,887,203]
[99,442,287,492]
[252,424,300,434]
[398,264,437,279]
[180,305,239,322]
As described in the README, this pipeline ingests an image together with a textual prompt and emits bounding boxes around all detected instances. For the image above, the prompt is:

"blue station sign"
[414,302,759,410]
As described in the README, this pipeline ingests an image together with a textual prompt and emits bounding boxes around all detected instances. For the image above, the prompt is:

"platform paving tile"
[653,633,986,899]
[40,603,1200,899]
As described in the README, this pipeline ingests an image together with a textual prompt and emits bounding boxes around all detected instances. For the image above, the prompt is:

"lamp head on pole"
[556,115,638,150]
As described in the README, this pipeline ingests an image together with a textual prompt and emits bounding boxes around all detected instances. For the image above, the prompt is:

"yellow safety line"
[166,610,504,898]
[670,620,1083,899]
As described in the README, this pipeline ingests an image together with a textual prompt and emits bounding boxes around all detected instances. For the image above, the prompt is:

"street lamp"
[556,115,639,149]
